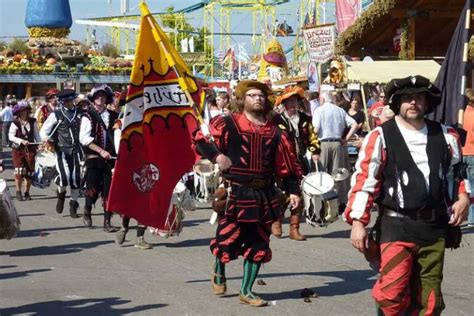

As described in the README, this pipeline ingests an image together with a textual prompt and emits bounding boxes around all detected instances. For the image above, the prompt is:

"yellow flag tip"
[139,1,151,16]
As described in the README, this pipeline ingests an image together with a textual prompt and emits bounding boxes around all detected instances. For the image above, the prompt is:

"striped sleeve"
[343,127,386,226]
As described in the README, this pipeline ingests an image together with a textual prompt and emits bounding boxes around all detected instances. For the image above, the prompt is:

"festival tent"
[345,60,441,83]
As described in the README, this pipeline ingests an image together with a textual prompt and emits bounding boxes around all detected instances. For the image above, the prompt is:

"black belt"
[225,178,272,190]
[382,207,438,222]
[320,138,341,142]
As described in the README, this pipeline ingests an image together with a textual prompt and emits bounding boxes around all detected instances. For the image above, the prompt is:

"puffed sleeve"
[274,130,304,195]
[193,115,228,163]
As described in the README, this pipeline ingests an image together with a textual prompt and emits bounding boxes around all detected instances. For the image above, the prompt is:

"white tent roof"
[345,60,441,83]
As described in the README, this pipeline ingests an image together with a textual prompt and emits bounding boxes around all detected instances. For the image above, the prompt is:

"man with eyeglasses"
[345,76,470,315]
[194,80,303,307]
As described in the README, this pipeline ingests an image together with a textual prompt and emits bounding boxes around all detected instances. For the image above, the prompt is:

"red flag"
[107,3,201,229]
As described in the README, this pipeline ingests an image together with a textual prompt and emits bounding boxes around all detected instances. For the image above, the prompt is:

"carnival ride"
[75,0,336,78]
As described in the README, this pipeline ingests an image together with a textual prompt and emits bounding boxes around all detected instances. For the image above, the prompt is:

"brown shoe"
[211,271,226,295]
[239,293,268,307]
[289,213,306,241]
[271,219,282,238]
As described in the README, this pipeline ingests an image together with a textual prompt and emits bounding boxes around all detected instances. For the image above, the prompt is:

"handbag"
[212,187,228,216]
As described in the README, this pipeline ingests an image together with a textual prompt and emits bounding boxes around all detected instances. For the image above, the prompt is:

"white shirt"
[0,106,13,122]
[79,110,110,147]
[9,120,41,145]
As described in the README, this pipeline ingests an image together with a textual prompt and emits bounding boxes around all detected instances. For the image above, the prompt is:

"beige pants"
[319,141,350,204]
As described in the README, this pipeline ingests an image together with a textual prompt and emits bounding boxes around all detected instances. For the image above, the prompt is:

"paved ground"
[0,152,473,315]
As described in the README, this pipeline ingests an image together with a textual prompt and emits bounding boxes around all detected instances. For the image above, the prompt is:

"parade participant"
[271,86,321,240]
[75,94,90,112]
[194,80,303,307]
[345,75,470,315]
[35,88,59,129]
[112,118,152,248]
[216,91,231,115]
[79,84,118,232]
[463,88,474,227]
[369,91,387,128]
[40,89,83,218]
[8,101,41,201]
[1,96,15,148]
[312,91,358,213]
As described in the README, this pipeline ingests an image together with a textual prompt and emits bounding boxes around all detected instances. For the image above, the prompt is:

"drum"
[32,151,58,189]
[0,179,20,239]
[193,159,220,203]
[301,172,339,227]
[149,181,194,238]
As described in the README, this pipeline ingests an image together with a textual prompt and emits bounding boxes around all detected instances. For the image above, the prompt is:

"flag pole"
[139,2,208,132]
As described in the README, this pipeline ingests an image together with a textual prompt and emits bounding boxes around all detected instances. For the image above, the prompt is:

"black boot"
[83,205,92,228]
[103,212,119,233]
[69,200,80,218]
[56,192,66,213]
[24,192,32,201]
[16,191,24,201]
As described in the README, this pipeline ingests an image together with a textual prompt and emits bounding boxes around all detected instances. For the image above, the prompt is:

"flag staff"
[139,2,209,132]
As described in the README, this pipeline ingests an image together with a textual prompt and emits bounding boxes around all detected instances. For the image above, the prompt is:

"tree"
[8,38,30,55]
[160,7,207,53]
[102,43,120,58]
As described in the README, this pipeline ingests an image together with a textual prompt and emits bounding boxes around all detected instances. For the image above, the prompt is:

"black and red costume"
[195,113,303,263]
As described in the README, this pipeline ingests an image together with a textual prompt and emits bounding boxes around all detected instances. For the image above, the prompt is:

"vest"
[13,118,36,143]
[377,119,450,217]
[52,107,82,154]
[82,109,118,156]
[221,115,281,182]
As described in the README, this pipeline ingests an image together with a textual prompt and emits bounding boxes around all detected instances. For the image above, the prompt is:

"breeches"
[210,217,272,264]
[55,151,82,189]
[373,239,445,316]
[84,166,112,209]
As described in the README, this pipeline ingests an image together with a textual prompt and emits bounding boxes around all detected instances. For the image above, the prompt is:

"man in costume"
[40,89,83,218]
[194,80,303,307]
[271,86,321,241]
[9,101,41,201]
[344,76,470,315]
[35,88,59,129]
[79,84,119,232]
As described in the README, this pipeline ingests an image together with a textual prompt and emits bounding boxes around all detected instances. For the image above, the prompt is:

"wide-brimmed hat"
[87,84,114,104]
[75,94,90,105]
[385,75,441,114]
[234,80,272,99]
[57,89,78,102]
[275,86,305,106]
[12,101,30,115]
[45,88,59,99]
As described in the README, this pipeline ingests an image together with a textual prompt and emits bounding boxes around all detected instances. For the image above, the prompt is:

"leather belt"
[382,207,437,221]
[320,138,341,142]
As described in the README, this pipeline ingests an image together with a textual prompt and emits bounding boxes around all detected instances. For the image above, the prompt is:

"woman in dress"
[9,101,41,201]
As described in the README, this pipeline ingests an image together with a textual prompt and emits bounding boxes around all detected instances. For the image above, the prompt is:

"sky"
[0,0,336,54]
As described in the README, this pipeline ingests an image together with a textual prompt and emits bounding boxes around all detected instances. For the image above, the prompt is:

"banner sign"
[302,24,335,63]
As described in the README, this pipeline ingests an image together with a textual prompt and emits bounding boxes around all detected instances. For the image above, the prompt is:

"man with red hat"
[345,75,470,315]
[35,88,59,129]
[271,86,321,241]
[194,80,303,307]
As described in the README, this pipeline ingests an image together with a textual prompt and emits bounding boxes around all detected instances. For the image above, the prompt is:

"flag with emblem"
[107,2,201,229]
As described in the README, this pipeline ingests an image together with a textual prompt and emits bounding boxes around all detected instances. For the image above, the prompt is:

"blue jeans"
[465,156,474,224]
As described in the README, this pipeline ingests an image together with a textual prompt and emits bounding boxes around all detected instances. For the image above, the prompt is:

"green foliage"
[159,6,207,52]
[0,41,7,52]
[102,43,120,58]
[8,38,30,55]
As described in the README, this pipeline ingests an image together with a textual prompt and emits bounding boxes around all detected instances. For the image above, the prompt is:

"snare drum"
[32,151,58,188]
[193,159,220,202]
[301,172,339,227]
